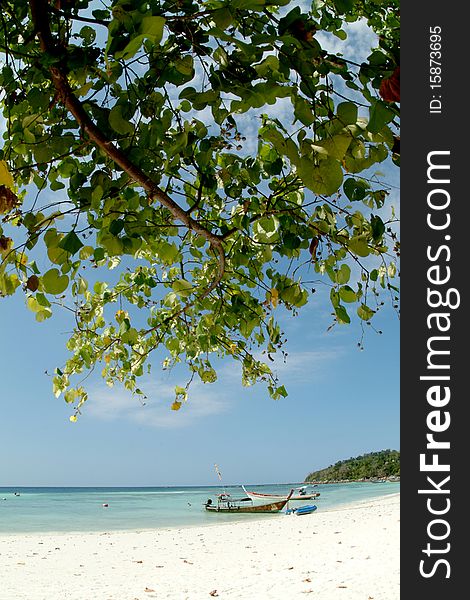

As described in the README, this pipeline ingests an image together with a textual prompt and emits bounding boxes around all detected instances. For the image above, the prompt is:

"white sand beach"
[0,493,399,600]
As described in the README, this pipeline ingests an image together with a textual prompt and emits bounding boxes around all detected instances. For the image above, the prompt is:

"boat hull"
[205,498,288,513]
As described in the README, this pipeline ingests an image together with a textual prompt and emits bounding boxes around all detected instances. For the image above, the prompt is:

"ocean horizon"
[0,482,400,534]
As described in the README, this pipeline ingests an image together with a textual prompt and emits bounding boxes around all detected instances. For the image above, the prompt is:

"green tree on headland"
[0,0,399,418]
[305,449,400,482]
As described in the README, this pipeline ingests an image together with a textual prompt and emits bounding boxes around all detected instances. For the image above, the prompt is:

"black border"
[401,3,466,595]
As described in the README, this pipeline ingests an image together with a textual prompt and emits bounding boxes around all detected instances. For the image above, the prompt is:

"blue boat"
[286,504,317,516]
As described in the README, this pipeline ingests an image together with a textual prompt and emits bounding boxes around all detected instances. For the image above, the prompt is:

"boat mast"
[214,463,227,496]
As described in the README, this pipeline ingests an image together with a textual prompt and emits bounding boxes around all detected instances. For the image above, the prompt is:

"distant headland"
[304,449,400,484]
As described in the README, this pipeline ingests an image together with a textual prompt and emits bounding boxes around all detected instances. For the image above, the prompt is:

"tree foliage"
[305,449,400,482]
[0,0,399,418]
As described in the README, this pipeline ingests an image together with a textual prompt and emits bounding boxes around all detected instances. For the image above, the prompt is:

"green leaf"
[115,35,146,61]
[334,29,347,41]
[79,246,95,260]
[255,55,280,78]
[212,8,233,29]
[299,157,343,196]
[343,178,369,201]
[114,17,165,60]
[330,288,340,308]
[109,105,134,135]
[175,56,194,76]
[336,264,351,284]
[93,248,105,263]
[333,0,354,13]
[280,282,307,307]
[312,134,352,161]
[33,144,54,164]
[169,131,188,156]
[50,180,65,191]
[0,160,14,189]
[99,234,123,256]
[337,102,358,125]
[348,236,370,257]
[109,219,125,236]
[231,0,265,9]
[368,51,388,67]
[370,215,385,242]
[27,296,41,313]
[154,241,180,265]
[253,215,280,243]
[140,16,165,41]
[42,268,69,295]
[368,101,395,134]
[335,305,351,324]
[357,303,375,321]
[47,246,69,265]
[79,26,96,46]
[200,367,217,383]
[64,389,78,404]
[92,9,110,20]
[35,292,51,308]
[172,279,193,297]
[339,285,357,303]
[122,327,139,346]
[35,308,52,322]
[58,231,84,255]
[119,318,131,335]
[294,96,315,126]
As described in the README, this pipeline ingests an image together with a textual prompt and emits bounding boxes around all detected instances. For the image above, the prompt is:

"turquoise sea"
[0,482,399,534]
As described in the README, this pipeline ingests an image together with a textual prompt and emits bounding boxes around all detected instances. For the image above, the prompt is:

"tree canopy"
[0,0,399,419]
[305,449,400,482]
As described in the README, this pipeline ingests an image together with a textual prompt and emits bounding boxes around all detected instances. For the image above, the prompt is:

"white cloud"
[260,347,344,383]
[85,343,343,428]
[87,377,230,429]
[215,344,344,386]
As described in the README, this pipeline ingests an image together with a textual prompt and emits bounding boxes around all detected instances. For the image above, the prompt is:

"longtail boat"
[241,485,320,502]
[204,489,294,513]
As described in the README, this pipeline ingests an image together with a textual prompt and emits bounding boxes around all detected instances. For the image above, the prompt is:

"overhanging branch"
[28,0,225,297]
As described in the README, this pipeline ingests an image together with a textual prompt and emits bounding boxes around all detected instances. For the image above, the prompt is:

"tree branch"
[28,0,225,296]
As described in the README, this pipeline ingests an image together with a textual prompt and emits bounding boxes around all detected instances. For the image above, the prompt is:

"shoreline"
[0,492,400,540]
[0,493,399,599]
[0,491,399,537]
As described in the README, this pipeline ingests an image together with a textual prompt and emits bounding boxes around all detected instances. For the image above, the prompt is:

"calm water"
[0,482,399,534]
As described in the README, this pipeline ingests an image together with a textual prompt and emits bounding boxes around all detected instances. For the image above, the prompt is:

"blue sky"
[0,262,399,486]
[0,6,399,487]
